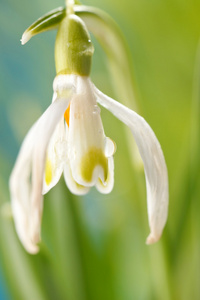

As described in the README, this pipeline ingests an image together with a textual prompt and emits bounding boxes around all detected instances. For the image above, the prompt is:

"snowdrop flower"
[10,6,168,254]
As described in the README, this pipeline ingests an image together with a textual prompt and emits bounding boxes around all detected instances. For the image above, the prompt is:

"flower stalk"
[66,0,75,15]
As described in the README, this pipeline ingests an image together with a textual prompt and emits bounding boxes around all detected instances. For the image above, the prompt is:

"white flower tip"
[17,224,41,255]
[31,230,41,245]
[25,243,39,255]
[20,31,32,45]
[146,232,161,245]
[16,227,40,255]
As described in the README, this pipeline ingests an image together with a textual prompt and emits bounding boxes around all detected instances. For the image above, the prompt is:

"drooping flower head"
[10,1,168,254]
[45,12,115,196]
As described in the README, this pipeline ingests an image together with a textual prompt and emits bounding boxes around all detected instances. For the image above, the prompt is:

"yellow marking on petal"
[45,158,53,186]
[80,147,108,182]
[64,104,70,127]
[98,170,110,186]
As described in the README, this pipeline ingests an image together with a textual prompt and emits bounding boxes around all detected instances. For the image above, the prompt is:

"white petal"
[42,118,67,194]
[9,121,41,254]
[68,76,108,187]
[63,114,90,195]
[9,85,74,253]
[30,91,74,244]
[43,75,75,194]
[94,86,168,243]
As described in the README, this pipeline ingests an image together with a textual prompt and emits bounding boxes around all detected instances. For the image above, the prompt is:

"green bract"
[21,7,65,45]
[55,14,94,75]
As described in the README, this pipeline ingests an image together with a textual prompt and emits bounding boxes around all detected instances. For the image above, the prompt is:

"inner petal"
[67,77,108,186]
[42,118,67,194]
[96,156,114,194]
[63,162,90,195]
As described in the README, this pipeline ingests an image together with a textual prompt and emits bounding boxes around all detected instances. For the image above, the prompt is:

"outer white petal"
[9,120,42,254]
[9,85,74,253]
[30,91,74,245]
[94,86,168,244]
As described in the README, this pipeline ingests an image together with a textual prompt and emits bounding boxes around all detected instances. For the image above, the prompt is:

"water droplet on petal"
[104,137,116,157]
[93,105,101,115]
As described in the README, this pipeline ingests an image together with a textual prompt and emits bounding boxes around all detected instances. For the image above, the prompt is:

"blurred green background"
[0,0,200,299]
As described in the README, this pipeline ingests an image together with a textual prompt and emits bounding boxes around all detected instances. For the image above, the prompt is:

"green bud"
[55,14,94,76]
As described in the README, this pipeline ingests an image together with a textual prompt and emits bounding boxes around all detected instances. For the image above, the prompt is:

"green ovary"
[80,147,108,183]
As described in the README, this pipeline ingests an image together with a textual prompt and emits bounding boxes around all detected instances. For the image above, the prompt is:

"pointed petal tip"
[26,243,40,255]
[146,232,161,245]
[21,31,32,45]
[31,230,41,246]
[16,226,40,255]
[17,229,40,254]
